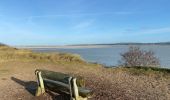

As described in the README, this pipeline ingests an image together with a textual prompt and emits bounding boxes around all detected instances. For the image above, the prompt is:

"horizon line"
[11,41,170,47]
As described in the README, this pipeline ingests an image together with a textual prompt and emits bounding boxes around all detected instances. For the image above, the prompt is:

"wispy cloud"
[72,20,94,30]
[27,11,133,19]
[26,11,133,25]
[139,27,170,34]
[0,21,48,39]
[113,11,134,15]
[125,27,170,35]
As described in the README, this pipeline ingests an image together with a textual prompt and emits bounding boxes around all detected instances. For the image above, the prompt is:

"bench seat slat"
[36,69,92,97]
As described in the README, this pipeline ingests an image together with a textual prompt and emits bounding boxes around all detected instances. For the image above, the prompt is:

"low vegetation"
[119,46,160,67]
[0,45,84,63]
[120,66,170,78]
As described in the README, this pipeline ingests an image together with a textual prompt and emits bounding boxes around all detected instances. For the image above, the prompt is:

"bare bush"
[119,46,160,67]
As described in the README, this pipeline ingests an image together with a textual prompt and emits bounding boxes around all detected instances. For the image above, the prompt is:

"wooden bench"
[35,69,92,100]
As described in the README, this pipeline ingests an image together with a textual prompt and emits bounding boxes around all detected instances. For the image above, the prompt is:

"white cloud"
[0,21,47,40]
[72,20,94,30]
[114,11,134,15]
[124,27,170,35]
[26,11,132,28]
[139,27,170,34]
[27,11,133,20]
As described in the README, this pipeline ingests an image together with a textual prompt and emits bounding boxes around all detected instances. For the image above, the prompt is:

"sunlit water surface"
[30,45,170,68]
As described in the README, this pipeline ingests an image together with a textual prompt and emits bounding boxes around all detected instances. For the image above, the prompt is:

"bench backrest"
[35,69,92,99]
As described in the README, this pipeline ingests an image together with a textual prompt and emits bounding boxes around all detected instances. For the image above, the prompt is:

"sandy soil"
[0,61,169,100]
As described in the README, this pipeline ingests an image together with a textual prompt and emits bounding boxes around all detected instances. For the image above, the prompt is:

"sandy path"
[0,61,170,100]
[0,61,97,100]
[0,62,51,100]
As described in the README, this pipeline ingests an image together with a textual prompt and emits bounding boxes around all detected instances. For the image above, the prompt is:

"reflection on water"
[30,45,170,68]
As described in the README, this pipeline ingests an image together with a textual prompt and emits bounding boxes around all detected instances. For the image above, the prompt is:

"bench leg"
[71,78,88,100]
[72,78,79,100]
[35,71,45,96]
[68,77,74,100]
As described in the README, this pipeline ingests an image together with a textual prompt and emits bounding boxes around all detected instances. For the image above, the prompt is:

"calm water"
[30,45,170,68]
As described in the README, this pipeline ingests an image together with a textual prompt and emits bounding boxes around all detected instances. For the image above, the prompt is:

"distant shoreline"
[15,43,170,49]
[16,45,112,49]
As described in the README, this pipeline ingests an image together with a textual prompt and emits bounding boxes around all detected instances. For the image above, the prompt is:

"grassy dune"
[0,45,84,63]
[0,45,169,100]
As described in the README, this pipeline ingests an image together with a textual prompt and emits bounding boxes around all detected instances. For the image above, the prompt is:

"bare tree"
[119,46,160,67]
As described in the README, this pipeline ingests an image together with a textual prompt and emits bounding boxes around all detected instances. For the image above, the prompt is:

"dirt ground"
[0,61,169,100]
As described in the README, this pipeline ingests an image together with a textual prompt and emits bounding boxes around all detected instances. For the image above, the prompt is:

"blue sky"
[0,0,170,45]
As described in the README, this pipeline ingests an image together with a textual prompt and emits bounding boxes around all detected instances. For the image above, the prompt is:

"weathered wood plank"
[43,78,92,97]
[35,69,92,97]
[36,69,85,87]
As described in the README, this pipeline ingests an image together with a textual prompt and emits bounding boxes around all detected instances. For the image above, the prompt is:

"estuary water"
[30,45,170,68]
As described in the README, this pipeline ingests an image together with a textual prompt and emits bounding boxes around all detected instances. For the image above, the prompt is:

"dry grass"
[0,46,84,63]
